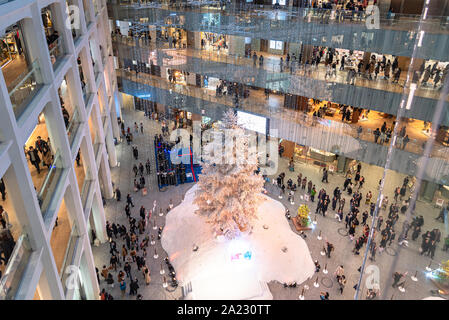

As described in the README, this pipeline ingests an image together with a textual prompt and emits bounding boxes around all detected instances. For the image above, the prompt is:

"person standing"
[124,261,132,279]
[369,241,377,261]
[0,179,5,201]
[121,244,128,262]
[144,267,151,285]
[129,278,139,296]
[310,186,316,202]
[319,291,330,300]
[119,279,126,298]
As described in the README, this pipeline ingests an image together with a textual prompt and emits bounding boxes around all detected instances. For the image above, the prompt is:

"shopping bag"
[142,187,148,196]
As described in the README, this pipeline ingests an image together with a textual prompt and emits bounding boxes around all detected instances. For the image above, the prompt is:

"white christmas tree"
[194,110,265,239]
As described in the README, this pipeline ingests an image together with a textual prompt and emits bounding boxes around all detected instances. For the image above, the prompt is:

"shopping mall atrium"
[0,0,448,301]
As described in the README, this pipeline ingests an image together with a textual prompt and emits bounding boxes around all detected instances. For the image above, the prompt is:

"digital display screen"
[237,111,267,135]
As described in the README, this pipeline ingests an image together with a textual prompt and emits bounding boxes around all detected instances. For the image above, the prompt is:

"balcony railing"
[112,37,444,102]
[108,1,449,33]
[48,37,65,71]
[60,224,80,295]
[0,234,32,300]
[37,149,63,218]
[82,84,91,106]
[67,108,81,149]
[8,59,42,120]
[117,68,449,163]
[80,178,94,213]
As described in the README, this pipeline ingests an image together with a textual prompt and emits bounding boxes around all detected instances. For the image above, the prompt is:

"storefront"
[200,31,229,53]
[204,76,221,91]
[280,139,337,169]
[159,27,187,48]
[166,68,187,85]
[0,26,24,69]
[333,48,364,69]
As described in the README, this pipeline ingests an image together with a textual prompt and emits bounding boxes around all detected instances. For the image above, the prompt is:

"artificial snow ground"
[161,185,315,300]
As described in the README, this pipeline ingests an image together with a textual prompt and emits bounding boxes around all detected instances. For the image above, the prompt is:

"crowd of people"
[265,154,447,299]
[245,46,448,91]
[98,119,155,300]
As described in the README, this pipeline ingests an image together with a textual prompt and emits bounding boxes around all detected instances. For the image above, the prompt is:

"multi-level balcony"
[112,37,448,126]
[107,1,449,61]
[116,68,449,185]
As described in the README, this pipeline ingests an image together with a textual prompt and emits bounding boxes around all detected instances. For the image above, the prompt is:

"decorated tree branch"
[194,110,265,239]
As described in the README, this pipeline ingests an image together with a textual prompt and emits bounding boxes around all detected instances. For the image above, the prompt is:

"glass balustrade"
[82,84,91,106]
[112,37,444,103]
[0,234,32,300]
[48,37,65,70]
[66,108,81,149]
[60,224,80,295]
[93,139,102,164]
[80,177,93,213]
[108,1,449,33]
[8,60,43,120]
[37,149,64,218]
[117,69,449,165]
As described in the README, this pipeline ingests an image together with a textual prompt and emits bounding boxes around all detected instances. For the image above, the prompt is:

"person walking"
[126,194,134,207]
[325,241,334,258]
[145,159,151,175]
[392,271,407,288]
[322,168,328,183]
[101,265,109,281]
[338,275,346,294]
[334,265,344,281]
[115,188,121,201]
[27,146,41,174]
